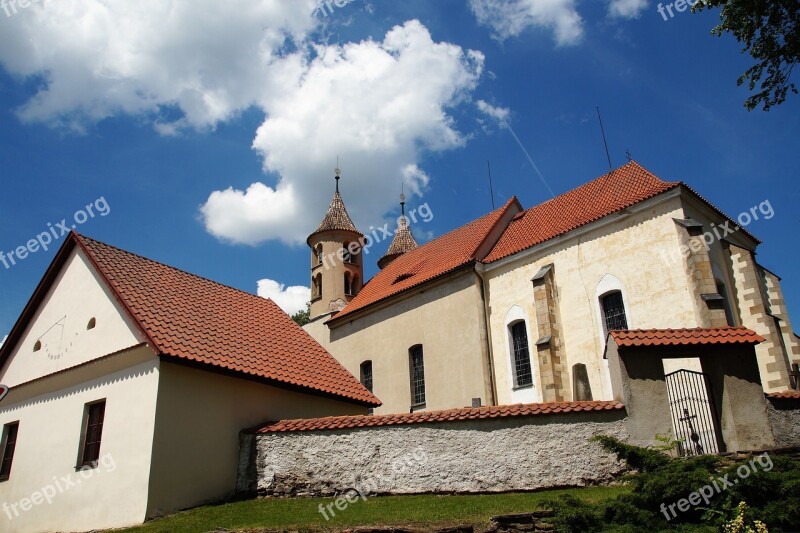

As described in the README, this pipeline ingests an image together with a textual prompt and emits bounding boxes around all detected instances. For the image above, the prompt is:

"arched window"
[352,274,359,296]
[600,290,628,335]
[409,345,426,408]
[312,274,322,299]
[509,321,533,388]
[314,244,323,265]
[342,243,356,264]
[360,360,373,393]
[344,273,353,296]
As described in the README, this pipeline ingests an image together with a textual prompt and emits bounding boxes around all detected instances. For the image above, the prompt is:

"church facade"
[304,161,800,414]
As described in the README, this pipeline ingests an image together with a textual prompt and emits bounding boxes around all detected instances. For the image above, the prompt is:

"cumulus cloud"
[0,0,318,131]
[257,279,310,316]
[202,20,483,245]
[469,0,583,46]
[608,0,649,19]
[0,3,484,247]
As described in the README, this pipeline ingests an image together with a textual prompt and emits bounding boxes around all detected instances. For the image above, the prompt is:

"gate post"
[700,346,776,451]
[606,340,673,448]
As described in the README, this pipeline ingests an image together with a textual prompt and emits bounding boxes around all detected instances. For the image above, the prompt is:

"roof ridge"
[74,232,267,304]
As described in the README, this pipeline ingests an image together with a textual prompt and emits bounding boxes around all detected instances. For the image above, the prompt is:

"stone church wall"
[238,410,628,497]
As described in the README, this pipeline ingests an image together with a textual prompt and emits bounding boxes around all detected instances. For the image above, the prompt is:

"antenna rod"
[596,106,613,171]
[487,160,496,210]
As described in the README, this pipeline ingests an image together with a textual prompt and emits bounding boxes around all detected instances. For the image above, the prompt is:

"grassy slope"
[118,486,629,533]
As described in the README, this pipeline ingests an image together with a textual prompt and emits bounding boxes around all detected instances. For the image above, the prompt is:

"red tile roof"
[329,197,521,323]
[767,391,800,399]
[0,233,379,406]
[251,400,625,433]
[484,161,680,263]
[610,327,765,348]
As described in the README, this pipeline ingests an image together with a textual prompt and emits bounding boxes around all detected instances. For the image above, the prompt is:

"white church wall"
[242,410,627,497]
[310,272,491,414]
[1,248,144,387]
[0,346,160,533]
[486,194,697,404]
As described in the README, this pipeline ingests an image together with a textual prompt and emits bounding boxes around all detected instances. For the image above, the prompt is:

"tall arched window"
[344,273,353,296]
[314,244,323,265]
[409,345,426,408]
[509,321,533,388]
[342,243,355,264]
[600,290,628,335]
[312,274,322,299]
[360,360,373,393]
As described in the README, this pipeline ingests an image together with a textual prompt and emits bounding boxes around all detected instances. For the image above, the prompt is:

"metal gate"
[664,369,720,456]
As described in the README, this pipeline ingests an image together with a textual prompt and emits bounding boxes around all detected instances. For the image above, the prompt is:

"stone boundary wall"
[767,395,800,448]
[237,410,628,497]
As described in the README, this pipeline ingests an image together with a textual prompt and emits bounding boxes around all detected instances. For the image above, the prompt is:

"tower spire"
[335,157,341,193]
[378,182,419,270]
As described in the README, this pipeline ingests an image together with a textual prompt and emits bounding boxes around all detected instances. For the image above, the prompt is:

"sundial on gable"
[35,317,76,361]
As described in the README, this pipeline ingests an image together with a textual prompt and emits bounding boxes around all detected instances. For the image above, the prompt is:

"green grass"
[118,486,629,533]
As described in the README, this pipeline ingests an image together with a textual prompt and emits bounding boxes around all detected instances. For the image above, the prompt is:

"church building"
[304,161,800,414]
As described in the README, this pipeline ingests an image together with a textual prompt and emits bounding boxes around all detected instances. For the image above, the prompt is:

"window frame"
[0,422,20,482]
[509,320,534,389]
[360,360,373,393]
[77,399,106,470]
[409,345,426,409]
[600,290,628,335]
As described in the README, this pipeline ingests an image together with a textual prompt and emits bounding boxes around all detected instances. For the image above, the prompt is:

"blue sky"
[0,0,798,341]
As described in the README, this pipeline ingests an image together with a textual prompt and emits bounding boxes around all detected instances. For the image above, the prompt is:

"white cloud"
[0,335,6,348]
[476,100,510,122]
[257,279,309,316]
[608,0,649,19]
[469,0,583,46]
[0,0,318,131]
[0,4,484,247]
[202,20,483,245]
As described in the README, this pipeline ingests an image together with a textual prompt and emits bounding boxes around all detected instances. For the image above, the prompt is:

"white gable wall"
[1,248,144,387]
[0,346,160,532]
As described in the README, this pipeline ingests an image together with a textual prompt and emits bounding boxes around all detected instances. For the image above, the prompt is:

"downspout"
[475,264,498,406]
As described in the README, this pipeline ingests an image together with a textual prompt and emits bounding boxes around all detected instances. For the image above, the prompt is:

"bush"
[546,437,800,532]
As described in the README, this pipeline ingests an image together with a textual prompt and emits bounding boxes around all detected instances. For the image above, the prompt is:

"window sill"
[513,383,534,391]
[310,296,322,303]
[410,403,426,412]
[75,462,98,472]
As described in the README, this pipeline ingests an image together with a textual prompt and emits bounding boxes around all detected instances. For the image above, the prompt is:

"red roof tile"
[610,327,765,348]
[484,161,680,263]
[44,233,379,406]
[329,197,521,323]
[767,391,800,399]
[251,400,625,433]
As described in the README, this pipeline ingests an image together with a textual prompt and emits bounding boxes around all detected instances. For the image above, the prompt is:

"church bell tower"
[307,168,364,319]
